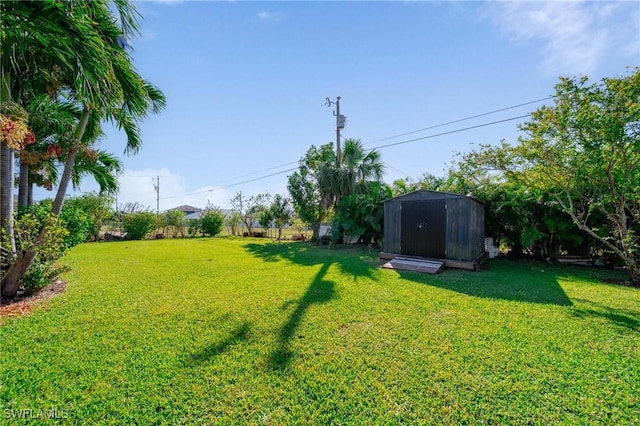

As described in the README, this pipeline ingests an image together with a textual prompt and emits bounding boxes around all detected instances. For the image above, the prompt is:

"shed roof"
[384,189,483,205]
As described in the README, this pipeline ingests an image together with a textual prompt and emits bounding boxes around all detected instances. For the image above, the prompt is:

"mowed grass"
[1,238,639,425]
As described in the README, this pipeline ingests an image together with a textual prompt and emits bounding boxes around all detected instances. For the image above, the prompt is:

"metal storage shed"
[381,190,487,271]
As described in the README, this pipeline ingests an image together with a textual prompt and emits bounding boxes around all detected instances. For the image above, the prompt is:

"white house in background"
[165,205,201,216]
[165,205,233,221]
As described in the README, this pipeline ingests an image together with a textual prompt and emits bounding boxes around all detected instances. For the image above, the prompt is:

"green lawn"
[1,238,638,424]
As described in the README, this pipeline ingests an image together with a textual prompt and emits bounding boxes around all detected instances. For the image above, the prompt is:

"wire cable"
[365,96,553,145]
[140,97,551,203]
[370,114,530,151]
[158,166,299,200]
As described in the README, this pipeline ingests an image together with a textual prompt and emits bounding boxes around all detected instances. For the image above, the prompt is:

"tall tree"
[337,138,384,198]
[1,0,166,296]
[461,69,640,283]
[17,95,81,208]
[269,194,293,241]
[287,143,335,240]
[288,140,385,242]
[230,192,269,236]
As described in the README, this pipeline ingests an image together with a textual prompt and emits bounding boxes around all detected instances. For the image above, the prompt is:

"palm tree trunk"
[0,143,16,254]
[27,181,33,206]
[52,106,91,215]
[1,107,91,297]
[0,69,16,256]
[17,161,29,209]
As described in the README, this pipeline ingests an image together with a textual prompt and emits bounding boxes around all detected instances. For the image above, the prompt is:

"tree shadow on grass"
[243,242,378,281]
[267,262,334,371]
[571,298,639,332]
[244,242,350,371]
[187,319,251,365]
[392,259,573,306]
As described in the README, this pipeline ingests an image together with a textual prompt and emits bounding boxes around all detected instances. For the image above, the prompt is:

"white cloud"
[485,1,639,76]
[116,168,234,211]
[256,11,285,22]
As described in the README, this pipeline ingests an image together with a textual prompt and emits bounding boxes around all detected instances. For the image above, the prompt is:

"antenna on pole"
[325,96,345,167]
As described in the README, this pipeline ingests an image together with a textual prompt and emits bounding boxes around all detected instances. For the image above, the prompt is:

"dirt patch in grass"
[0,280,66,323]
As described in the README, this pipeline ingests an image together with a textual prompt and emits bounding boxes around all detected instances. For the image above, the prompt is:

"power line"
[155,115,527,202]
[370,114,530,151]
[158,161,299,199]
[158,166,299,201]
[212,160,299,185]
[141,97,550,203]
[365,96,554,146]
[383,162,416,181]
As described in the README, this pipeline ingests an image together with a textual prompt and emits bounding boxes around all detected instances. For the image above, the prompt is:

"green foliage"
[12,212,70,294]
[63,193,114,241]
[287,170,320,228]
[288,141,384,242]
[258,209,273,231]
[0,0,166,295]
[19,200,91,249]
[1,240,637,423]
[333,182,392,245]
[287,143,335,240]
[201,208,225,237]
[267,194,293,240]
[391,173,447,196]
[187,218,202,237]
[225,210,243,236]
[164,209,186,238]
[20,261,70,295]
[122,211,157,240]
[455,69,640,281]
[291,217,307,235]
[230,192,269,236]
[58,204,93,248]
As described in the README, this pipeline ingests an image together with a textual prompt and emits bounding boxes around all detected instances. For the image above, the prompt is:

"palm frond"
[72,149,122,194]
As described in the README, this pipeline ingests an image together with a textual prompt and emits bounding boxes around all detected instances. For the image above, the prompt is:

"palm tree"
[71,149,122,194]
[17,95,81,208]
[339,138,384,197]
[316,139,384,209]
[1,0,165,297]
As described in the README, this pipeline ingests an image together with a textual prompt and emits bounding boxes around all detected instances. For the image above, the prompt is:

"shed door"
[400,200,446,258]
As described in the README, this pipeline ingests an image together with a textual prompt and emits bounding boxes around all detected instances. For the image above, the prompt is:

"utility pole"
[152,176,159,216]
[325,96,346,167]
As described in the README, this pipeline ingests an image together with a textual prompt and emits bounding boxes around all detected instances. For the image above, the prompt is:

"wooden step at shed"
[381,257,445,274]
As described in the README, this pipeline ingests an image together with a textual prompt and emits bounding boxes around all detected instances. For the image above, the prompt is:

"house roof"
[166,205,202,213]
[184,211,202,220]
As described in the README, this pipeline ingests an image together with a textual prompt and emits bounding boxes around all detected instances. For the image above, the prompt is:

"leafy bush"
[63,194,114,241]
[13,212,70,294]
[332,182,391,245]
[122,212,157,240]
[59,204,93,248]
[164,210,187,238]
[19,200,92,249]
[201,209,225,237]
[188,218,203,237]
[21,261,70,295]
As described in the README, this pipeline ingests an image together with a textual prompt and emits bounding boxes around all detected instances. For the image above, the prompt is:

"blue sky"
[37,0,640,210]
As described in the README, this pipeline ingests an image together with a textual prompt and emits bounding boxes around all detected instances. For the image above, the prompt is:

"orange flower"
[0,114,31,150]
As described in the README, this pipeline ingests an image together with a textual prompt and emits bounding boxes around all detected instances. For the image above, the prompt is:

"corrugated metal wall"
[445,198,485,261]
[383,190,486,262]
[383,200,402,254]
